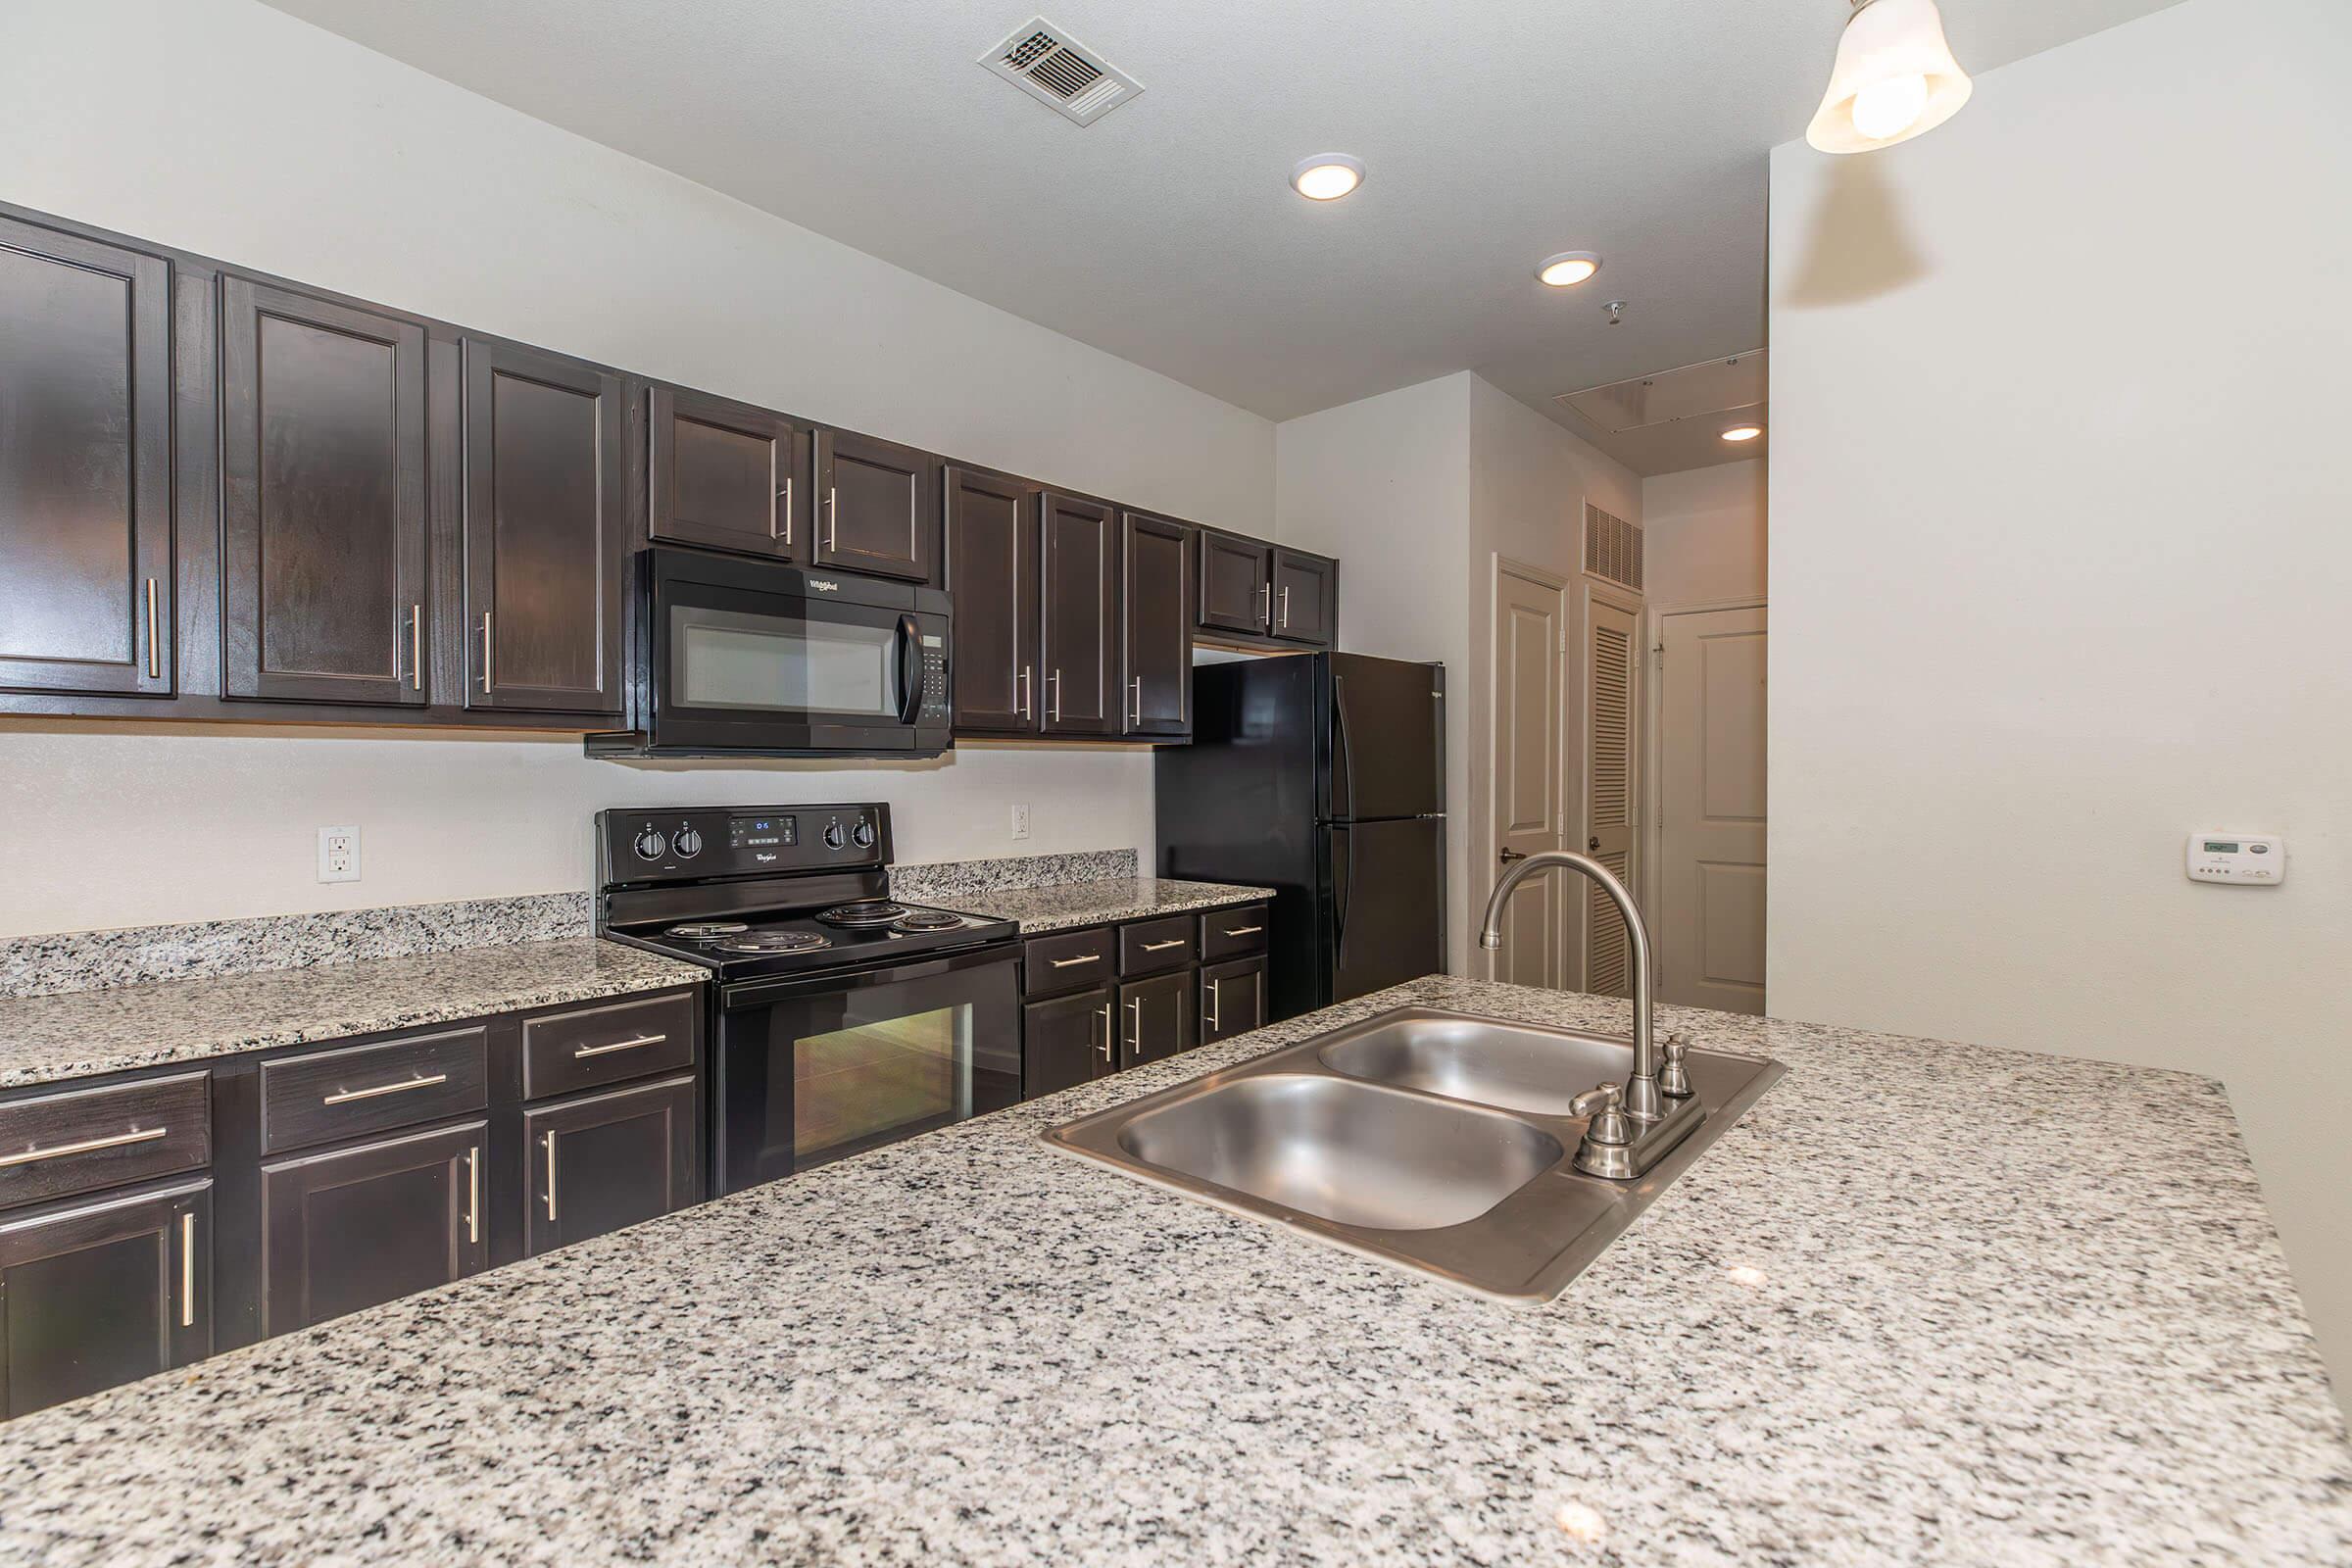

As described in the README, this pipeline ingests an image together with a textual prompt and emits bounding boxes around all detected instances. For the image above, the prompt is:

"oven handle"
[895,613,923,727]
[718,939,1017,1008]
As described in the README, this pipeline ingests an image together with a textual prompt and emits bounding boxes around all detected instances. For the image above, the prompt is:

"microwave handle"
[895,613,924,726]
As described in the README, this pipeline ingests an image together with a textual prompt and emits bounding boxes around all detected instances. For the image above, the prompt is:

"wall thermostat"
[2186,834,2284,885]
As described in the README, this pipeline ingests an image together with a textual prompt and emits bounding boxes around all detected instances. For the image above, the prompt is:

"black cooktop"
[612,899,1017,982]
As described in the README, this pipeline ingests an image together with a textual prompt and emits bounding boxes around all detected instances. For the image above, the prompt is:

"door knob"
[1589,836,1601,853]
[1498,848,1528,863]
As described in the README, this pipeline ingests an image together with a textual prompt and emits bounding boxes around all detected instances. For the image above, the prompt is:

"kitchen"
[1,0,2348,1562]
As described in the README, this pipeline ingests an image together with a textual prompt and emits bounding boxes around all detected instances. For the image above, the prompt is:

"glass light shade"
[1720,424,1764,443]
[1536,252,1601,287]
[1291,155,1365,201]
[1805,0,1973,153]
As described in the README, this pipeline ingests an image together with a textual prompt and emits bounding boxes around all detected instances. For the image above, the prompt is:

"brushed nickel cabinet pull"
[825,487,839,551]
[1050,668,1063,723]
[179,1209,195,1328]
[479,612,493,693]
[780,475,794,547]
[543,1132,558,1222]
[465,1145,480,1245]
[0,1125,167,1168]
[573,1033,664,1058]
[409,605,423,690]
[1206,978,1222,1033]
[144,578,161,678]
[1125,996,1142,1051]
[1279,585,1291,630]
[1018,665,1032,720]
[1140,938,1186,953]
[1129,677,1142,727]
[322,1073,447,1106]
[1097,1002,1112,1061]
[1258,582,1271,629]
[1049,954,1102,969]
[1222,925,1265,937]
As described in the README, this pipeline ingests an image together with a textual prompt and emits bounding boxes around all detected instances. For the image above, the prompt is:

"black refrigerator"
[1156,653,1446,1021]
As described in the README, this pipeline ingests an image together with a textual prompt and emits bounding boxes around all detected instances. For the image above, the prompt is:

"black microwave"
[586,548,952,759]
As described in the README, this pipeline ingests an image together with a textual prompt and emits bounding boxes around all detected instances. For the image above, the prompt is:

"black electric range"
[596,803,1022,1196]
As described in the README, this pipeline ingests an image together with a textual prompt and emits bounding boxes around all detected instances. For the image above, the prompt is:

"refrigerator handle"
[1331,672,1355,822]
[1332,824,1351,971]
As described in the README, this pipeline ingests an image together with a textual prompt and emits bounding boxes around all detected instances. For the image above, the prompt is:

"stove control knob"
[633,827,668,861]
[852,820,876,849]
[823,821,848,850]
[672,827,704,858]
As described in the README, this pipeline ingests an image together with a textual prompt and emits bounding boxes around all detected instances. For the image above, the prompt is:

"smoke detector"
[980,18,1144,126]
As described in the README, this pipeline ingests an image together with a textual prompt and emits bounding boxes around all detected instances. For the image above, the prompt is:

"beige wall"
[1642,461,1766,607]
[1768,0,2352,1399]
[0,0,1276,936]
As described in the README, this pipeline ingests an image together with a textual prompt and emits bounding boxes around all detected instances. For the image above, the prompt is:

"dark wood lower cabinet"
[259,1121,487,1337]
[522,1076,698,1258]
[1022,988,1116,1100]
[1200,956,1268,1045]
[0,1180,210,1419]
[1117,971,1197,1070]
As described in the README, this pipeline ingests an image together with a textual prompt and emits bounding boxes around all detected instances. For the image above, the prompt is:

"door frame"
[1641,595,1766,921]
[1484,555,1571,984]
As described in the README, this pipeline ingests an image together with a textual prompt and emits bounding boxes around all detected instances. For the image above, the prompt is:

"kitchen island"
[0,976,2344,1565]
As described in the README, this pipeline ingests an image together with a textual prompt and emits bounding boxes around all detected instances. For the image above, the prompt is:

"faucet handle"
[1570,1082,1632,1147]
[1658,1033,1694,1100]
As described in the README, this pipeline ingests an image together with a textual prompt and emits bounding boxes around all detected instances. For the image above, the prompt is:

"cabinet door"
[648,385,808,562]
[813,428,939,583]
[1200,956,1268,1045]
[1117,971,1196,1070]
[0,1181,210,1419]
[260,1121,486,1337]
[220,278,428,706]
[1271,549,1335,646]
[0,215,173,696]
[523,1075,698,1258]
[461,340,626,715]
[1197,531,1271,636]
[1120,513,1194,740]
[1022,988,1115,1100]
[944,466,1038,734]
[1039,492,1120,737]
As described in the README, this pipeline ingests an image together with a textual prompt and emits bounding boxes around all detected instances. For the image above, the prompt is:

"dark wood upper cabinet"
[0,1180,210,1419]
[259,1121,487,1338]
[1197,530,1272,636]
[944,466,1038,734]
[647,385,808,562]
[1039,492,1120,737]
[0,215,173,697]
[522,1075,697,1258]
[813,428,939,583]
[1271,548,1336,647]
[1121,512,1194,740]
[461,340,626,715]
[220,278,428,706]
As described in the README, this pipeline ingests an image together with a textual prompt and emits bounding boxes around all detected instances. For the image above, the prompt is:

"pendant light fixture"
[1805,0,1973,153]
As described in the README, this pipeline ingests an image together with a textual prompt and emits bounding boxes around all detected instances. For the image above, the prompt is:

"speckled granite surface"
[0,892,593,1000]
[951,875,1272,933]
[891,848,1138,901]
[0,976,2343,1566]
[0,939,704,1091]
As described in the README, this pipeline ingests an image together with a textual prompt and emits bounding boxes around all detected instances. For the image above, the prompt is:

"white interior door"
[1582,592,1642,997]
[1656,605,1768,1013]
[1488,561,1566,986]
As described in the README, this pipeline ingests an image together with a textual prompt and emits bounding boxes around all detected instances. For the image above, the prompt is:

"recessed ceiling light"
[1290,154,1364,201]
[1721,423,1765,443]
[1536,251,1602,288]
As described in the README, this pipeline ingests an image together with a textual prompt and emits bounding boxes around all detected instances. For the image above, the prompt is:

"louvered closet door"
[1582,596,1642,997]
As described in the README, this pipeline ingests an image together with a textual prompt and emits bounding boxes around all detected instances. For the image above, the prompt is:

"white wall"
[0,0,1277,937]
[1642,461,1767,607]
[1768,0,2352,1398]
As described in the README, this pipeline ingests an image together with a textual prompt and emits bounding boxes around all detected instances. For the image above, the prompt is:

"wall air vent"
[980,18,1144,125]
[1584,504,1645,594]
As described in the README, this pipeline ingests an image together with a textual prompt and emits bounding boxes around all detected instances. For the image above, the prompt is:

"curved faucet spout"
[1478,851,1661,1121]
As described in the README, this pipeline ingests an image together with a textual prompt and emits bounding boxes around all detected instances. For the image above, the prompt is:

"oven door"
[712,944,1020,1195]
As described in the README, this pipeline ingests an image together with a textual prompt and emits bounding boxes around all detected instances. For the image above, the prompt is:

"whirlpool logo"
[809,579,840,592]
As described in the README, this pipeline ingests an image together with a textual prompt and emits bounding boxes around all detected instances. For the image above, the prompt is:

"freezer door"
[1323,654,1445,822]
[1323,817,1446,1004]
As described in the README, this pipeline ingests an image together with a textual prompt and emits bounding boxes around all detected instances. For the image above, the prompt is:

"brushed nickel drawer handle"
[145,577,162,678]
[1221,925,1264,937]
[1140,939,1187,953]
[1048,954,1102,969]
[543,1132,559,1222]
[322,1073,447,1106]
[179,1210,195,1328]
[466,1145,480,1245]
[781,475,794,547]
[0,1125,168,1168]
[825,487,839,551]
[573,1033,665,1059]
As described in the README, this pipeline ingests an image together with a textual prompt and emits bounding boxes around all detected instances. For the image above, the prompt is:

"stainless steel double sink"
[1044,1006,1785,1301]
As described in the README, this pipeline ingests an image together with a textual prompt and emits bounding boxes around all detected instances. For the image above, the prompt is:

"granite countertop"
[0,939,707,1090]
[1,976,2346,1565]
[949,875,1273,933]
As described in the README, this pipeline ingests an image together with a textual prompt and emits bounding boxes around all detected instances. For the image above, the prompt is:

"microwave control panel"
[918,634,949,724]
[599,803,891,882]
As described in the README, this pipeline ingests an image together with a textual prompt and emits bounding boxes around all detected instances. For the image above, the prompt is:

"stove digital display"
[728,814,797,851]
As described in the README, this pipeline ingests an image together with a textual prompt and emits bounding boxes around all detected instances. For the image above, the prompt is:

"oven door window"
[793,1004,970,1163]
[670,602,905,721]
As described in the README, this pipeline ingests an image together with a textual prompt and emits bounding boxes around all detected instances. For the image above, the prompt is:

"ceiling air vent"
[1584,504,1645,594]
[980,18,1144,125]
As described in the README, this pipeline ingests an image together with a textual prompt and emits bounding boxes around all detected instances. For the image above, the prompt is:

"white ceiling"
[262,0,2180,475]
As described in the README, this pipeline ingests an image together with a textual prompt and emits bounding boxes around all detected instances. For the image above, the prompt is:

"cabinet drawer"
[522,990,698,1102]
[0,1073,210,1212]
[1023,926,1115,999]
[1200,903,1270,960]
[1119,914,1199,977]
[259,1026,490,1155]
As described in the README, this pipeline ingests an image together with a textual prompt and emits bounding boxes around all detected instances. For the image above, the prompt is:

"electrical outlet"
[1011,804,1032,842]
[318,826,361,884]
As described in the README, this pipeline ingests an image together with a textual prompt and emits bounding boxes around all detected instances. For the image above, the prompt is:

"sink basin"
[1318,1013,1632,1116]
[1116,1074,1564,1231]
[1046,1005,1786,1301]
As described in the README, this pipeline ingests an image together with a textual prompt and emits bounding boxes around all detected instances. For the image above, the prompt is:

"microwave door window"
[672,607,898,719]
